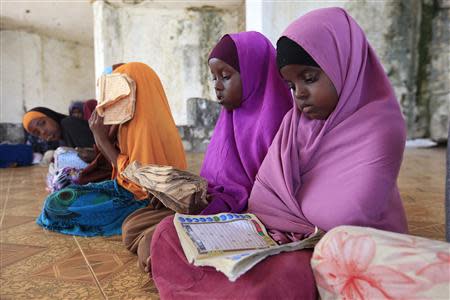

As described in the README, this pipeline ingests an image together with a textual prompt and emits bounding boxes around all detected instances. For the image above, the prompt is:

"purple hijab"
[201,31,293,214]
[248,8,408,243]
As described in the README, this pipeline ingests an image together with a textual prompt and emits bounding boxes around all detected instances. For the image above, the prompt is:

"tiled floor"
[0,148,447,299]
[399,147,447,241]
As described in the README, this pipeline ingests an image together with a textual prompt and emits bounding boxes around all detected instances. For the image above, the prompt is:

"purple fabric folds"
[248,7,408,243]
[201,31,293,214]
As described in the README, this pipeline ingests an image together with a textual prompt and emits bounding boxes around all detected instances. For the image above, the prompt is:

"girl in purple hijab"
[201,32,293,214]
[129,31,292,273]
[149,8,408,299]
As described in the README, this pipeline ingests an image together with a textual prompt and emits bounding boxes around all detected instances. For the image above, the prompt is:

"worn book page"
[96,73,136,125]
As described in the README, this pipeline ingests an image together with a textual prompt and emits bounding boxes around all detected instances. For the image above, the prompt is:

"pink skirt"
[151,216,318,299]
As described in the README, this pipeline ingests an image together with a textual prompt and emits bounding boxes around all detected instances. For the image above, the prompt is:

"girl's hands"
[76,147,96,163]
[88,110,119,168]
[89,110,109,143]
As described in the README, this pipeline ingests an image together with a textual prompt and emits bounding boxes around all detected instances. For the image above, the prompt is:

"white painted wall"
[254,1,410,102]
[0,1,93,46]
[246,1,450,139]
[245,0,263,32]
[245,1,404,102]
[93,1,244,126]
[0,30,95,123]
[247,1,395,54]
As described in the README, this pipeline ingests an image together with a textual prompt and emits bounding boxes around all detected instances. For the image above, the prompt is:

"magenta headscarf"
[201,31,293,214]
[83,99,97,121]
[248,8,408,243]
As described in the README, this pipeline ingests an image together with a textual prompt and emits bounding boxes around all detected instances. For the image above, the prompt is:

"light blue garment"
[54,147,89,170]
[103,65,113,74]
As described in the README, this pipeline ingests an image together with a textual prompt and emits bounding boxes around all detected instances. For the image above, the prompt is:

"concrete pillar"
[427,0,450,141]
[92,0,244,126]
[246,0,263,33]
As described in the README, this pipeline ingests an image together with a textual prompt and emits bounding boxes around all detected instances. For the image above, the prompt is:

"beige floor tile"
[100,264,159,300]
[1,220,74,247]
[0,243,46,268]
[399,147,446,240]
[1,215,36,230]
[0,280,105,300]
[73,235,154,299]
[1,238,104,299]
[3,203,44,217]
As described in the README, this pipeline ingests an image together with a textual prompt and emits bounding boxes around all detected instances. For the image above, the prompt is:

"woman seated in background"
[150,7,408,299]
[36,62,187,237]
[24,101,98,191]
[68,99,97,121]
[23,106,94,149]
[122,31,293,272]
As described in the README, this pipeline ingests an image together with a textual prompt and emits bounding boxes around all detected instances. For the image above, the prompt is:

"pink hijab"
[248,7,408,243]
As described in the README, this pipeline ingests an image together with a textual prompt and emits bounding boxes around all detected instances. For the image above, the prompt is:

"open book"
[96,73,136,125]
[174,212,324,281]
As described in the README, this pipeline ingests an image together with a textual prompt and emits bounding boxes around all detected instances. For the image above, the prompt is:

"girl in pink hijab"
[150,8,407,299]
[248,7,408,243]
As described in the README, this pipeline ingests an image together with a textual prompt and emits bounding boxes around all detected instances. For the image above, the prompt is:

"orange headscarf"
[22,111,46,133]
[112,62,187,199]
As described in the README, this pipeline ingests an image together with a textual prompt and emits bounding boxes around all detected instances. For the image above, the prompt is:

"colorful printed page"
[174,213,324,282]
[176,213,277,254]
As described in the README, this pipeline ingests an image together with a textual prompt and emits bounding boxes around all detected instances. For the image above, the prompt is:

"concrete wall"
[93,1,244,126]
[0,29,95,141]
[426,0,450,142]
[2,0,446,144]
[248,0,449,141]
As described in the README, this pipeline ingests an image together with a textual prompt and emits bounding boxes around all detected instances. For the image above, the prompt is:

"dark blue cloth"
[37,180,149,236]
[0,144,33,168]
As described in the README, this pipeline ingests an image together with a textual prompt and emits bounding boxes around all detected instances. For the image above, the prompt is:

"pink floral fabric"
[311,226,450,300]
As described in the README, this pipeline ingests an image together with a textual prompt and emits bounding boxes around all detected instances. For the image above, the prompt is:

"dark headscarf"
[276,36,319,70]
[23,107,67,133]
[208,35,240,72]
[29,107,67,124]
[23,106,94,148]
[69,101,84,115]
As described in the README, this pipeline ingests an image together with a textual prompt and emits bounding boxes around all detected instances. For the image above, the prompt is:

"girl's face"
[280,64,338,120]
[209,58,243,111]
[28,116,61,141]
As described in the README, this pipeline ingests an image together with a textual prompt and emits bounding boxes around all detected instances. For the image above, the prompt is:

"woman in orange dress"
[36,62,186,237]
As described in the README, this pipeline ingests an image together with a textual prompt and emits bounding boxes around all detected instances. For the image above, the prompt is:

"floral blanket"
[311,226,450,299]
